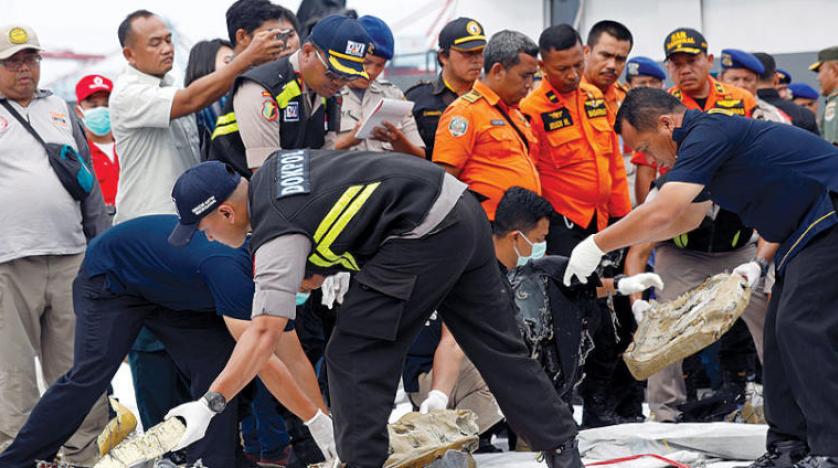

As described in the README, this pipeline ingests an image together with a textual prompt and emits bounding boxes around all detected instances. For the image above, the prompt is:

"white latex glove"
[733,261,761,289]
[563,235,606,286]
[617,273,664,295]
[164,399,216,451]
[321,272,351,309]
[419,389,449,414]
[632,299,653,323]
[304,409,338,462]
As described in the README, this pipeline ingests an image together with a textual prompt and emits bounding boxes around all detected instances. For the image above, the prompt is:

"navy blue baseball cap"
[777,68,792,84]
[789,82,819,100]
[309,15,371,79]
[625,56,666,81]
[169,161,241,246]
[720,49,765,75]
[359,15,394,61]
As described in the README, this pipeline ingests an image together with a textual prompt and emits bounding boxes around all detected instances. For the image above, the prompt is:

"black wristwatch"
[612,274,626,295]
[203,391,227,413]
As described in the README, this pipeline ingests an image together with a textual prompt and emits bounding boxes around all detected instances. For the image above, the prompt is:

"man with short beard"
[582,20,633,122]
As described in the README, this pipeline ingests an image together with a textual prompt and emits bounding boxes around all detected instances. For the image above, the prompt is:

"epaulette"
[616,81,630,93]
[713,81,727,95]
[669,87,683,100]
[461,90,483,103]
[546,90,559,104]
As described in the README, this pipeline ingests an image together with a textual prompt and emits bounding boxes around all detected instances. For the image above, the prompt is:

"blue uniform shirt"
[83,215,253,319]
[665,110,838,273]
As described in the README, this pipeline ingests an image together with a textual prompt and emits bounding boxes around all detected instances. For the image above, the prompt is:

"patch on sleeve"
[261,100,278,121]
[275,150,310,198]
[448,116,469,137]
[541,108,573,131]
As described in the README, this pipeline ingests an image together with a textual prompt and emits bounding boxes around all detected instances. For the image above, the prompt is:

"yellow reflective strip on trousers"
[211,123,239,140]
[275,80,302,109]
[309,182,381,271]
[215,112,237,126]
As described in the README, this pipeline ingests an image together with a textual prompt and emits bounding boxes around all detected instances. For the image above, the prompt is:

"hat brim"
[0,44,43,60]
[451,39,486,52]
[168,222,198,247]
[810,61,822,72]
[666,47,704,58]
[327,53,369,79]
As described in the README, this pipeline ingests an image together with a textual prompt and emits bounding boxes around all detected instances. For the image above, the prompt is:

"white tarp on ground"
[474,422,767,468]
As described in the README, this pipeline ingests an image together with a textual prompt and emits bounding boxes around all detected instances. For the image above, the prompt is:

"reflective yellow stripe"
[328,49,365,63]
[673,233,688,248]
[275,80,302,109]
[453,34,486,45]
[216,112,237,126]
[777,211,836,270]
[327,55,368,77]
[731,229,741,248]
[308,182,381,271]
[211,123,239,140]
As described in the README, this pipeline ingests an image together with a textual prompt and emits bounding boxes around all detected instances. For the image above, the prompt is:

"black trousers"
[0,273,243,467]
[765,223,838,455]
[326,194,577,468]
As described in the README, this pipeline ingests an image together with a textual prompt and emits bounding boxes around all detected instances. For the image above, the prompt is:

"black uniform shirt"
[405,74,460,159]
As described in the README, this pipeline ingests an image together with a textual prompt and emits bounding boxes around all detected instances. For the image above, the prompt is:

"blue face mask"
[296,292,311,306]
[514,230,547,267]
[81,106,111,136]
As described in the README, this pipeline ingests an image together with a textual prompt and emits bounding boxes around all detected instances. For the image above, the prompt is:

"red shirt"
[88,139,119,206]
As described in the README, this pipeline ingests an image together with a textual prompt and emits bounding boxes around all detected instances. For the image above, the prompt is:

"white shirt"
[110,65,200,224]
[94,141,117,163]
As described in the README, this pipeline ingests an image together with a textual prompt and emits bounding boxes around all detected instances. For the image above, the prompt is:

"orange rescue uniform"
[582,77,628,126]
[433,80,541,220]
[520,79,631,232]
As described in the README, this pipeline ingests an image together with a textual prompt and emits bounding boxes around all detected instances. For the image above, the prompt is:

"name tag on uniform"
[283,101,300,122]
[490,119,506,126]
[584,99,607,119]
[422,110,442,117]
[542,108,573,131]
[275,150,310,198]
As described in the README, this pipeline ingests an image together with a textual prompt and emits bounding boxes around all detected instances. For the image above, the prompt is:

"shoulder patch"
[261,100,279,121]
[713,99,746,115]
[448,116,469,137]
[541,108,574,131]
[714,81,727,94]
[825,101,836,121]
[670,88,683,100]
[546,90,559,104]
[461,90,482,103]
[707,108,735,116]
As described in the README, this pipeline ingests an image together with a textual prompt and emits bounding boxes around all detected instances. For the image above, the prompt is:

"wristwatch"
[202,391,227,413]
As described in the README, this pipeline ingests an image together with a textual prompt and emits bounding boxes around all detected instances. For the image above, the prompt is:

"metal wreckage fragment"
[624,273,752,380]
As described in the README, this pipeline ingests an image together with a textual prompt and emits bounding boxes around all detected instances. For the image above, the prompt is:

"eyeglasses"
[314,50,352,84]
[0,54,42,71]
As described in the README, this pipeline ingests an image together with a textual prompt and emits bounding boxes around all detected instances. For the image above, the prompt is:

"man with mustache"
[582,20,633,123]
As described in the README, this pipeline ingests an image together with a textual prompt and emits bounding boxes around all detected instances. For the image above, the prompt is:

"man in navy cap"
[166,152,586,467]
[325,15,425,156]
[754,52,820,135]
[719,48,789,123]
[568,86,838,468]
[0,213,334,467]
[626,56,666,89]
[405,17,486,159]
[790,82,820,115]
[209,14,371,176]
[776,68,792,99]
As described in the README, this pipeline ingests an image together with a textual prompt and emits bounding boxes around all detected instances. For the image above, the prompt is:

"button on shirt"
[433,80,540,220]
[324,79,424,152]
[665,110,838,273]
[521,80,631,231]
[110,66,200,224]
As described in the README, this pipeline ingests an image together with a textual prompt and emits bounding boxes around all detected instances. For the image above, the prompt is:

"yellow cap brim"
[326,49,369,79]
[810,61,822,72]
[666,46,702,57]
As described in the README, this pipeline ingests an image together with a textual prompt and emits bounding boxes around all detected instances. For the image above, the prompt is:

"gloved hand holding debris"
[419,390,449,414]
[617,272,664,295]
[164,399,216,451]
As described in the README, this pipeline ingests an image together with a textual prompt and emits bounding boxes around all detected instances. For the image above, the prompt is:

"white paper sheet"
[355,97,415,139]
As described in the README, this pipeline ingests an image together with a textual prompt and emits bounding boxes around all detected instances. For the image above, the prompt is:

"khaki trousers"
[647,244,767,422]
[0,254,108,463]
[408,357,503,435]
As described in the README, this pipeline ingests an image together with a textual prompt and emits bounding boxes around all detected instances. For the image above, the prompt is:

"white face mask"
[513,230,547,267]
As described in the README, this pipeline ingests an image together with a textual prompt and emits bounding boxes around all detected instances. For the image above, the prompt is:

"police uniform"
[811,47,838,145]
[0,215,275,468]
[405,17,486,159]
[665,109,838,459]
[520,78,631,255]
[433,80,541,220]
[324,79,424,152]
[645,30,767,422]
[191,150,579,466]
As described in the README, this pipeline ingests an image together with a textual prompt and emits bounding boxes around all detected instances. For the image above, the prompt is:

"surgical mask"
[514,230,547,267]
[81,106,111,136]
[296,292,311,306]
